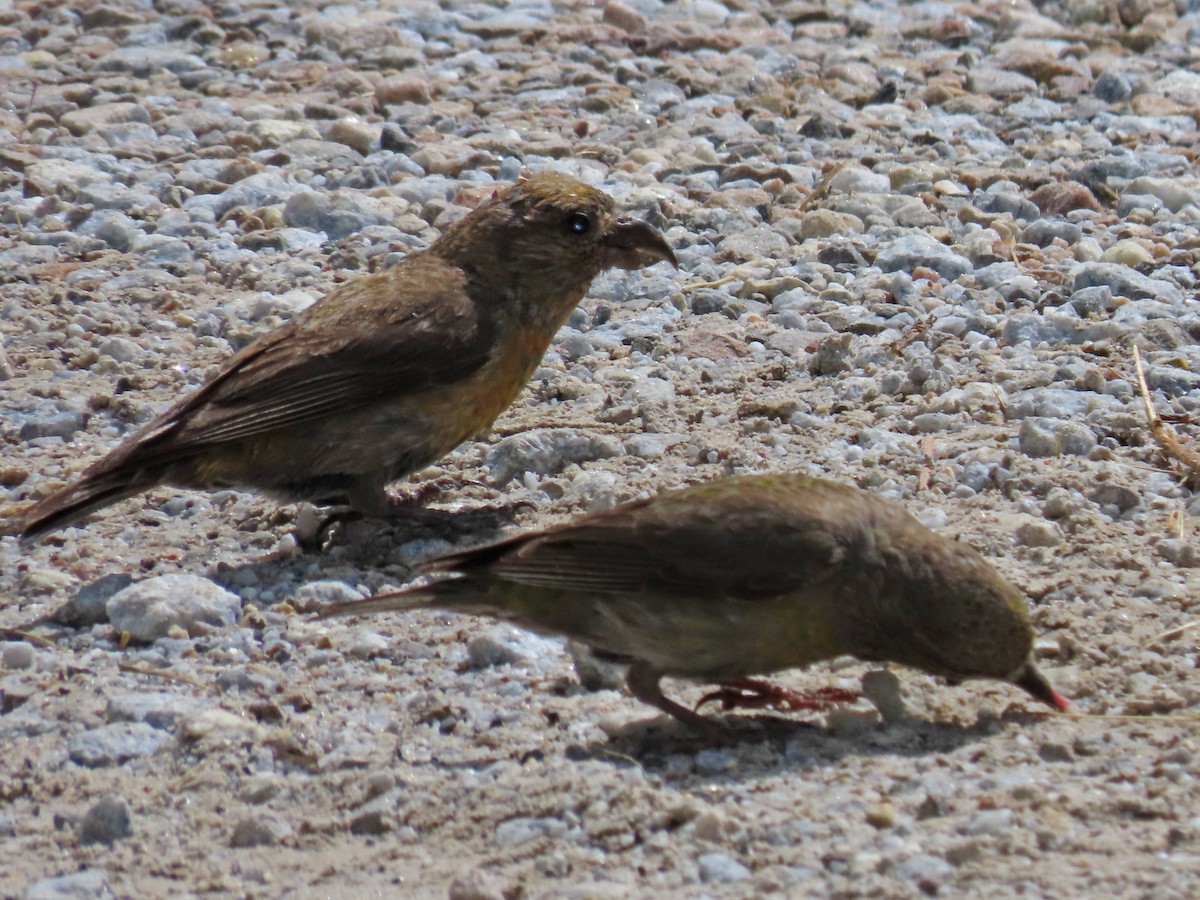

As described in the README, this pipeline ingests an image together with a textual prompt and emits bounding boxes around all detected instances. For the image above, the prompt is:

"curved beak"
[1012,659,1070,711]
[602,217,677,271]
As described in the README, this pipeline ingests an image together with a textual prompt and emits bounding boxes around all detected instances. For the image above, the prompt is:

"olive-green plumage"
[20,172,675,543]
[322,474,1068,730]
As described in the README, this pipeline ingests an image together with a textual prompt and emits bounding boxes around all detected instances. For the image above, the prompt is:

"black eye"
[566,212,591,235]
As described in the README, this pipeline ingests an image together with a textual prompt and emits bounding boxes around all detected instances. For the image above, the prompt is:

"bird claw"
[694,677,860,714]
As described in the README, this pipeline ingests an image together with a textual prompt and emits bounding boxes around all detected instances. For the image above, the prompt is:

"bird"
[20,172,676,543]
[321,473,1069,732]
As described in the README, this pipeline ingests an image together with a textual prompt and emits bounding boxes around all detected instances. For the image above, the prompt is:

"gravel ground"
[5,0,1200,896]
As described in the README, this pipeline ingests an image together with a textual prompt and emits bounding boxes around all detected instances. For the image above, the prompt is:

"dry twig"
[1133,345,1200,478]
[117,662,206,688]
[1,628,56,649]
[1145,621,1200,648]
[799,161,848,213]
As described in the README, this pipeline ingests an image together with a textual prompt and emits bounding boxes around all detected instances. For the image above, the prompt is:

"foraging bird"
[20,172,675,542]
[322,474,1069,731]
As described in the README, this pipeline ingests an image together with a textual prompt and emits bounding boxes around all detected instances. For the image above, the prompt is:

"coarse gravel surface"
[4,0,1200,896]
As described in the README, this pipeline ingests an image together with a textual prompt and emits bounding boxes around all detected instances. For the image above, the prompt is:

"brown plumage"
[21,173,675,542]
[322,474,1069,731]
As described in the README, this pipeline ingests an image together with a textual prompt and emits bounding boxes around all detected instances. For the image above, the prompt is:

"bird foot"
[694,677,860,714]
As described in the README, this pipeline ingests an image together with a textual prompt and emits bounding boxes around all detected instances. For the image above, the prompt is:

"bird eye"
[566,212,591,235]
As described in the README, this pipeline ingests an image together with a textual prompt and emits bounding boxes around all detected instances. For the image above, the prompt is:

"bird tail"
[319,577,497,620]
[20,467,160,544]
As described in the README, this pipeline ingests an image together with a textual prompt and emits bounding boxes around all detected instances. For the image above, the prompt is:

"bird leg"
[625,662,724,736]
[694,677,860,714]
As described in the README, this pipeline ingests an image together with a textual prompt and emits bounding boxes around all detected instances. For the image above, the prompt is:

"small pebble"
[77,795,133,846]
[230,814,293,848]
[2,642,35,670]
[106,575,241,642]
[698,852,752,884]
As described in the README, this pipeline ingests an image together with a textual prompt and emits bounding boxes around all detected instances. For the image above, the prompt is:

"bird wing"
[125,258,496,460]
[429,487,852,601]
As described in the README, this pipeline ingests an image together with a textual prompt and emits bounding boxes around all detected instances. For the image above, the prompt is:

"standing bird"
[20,173,675,543]
[322,474,1069,731]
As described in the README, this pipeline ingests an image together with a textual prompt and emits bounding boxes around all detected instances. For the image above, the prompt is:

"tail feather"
[20,471,159,544]
[319,578,496,620]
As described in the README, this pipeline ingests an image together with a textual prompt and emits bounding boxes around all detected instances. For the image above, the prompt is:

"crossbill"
[322,473,1069,731]
[21,172,675,542]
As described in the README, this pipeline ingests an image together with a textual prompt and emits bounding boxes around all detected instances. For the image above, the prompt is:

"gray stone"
[68,723,167,768]
[495,815,566,847]
[230,814,293,848]
[486,429,622,485]
[893,854,954,883]
[1089,483,1141,514]
[107,575,241,642]
[966,67,1038,96]
[1016,520,1064,547]
[282,191,393,240]
[813,333,854,375]
[467,627,560,670]
[913,412,958,433]
[2,642,35,670]
[1156,539,1200,567]
[963,808,1014,836]
[1124,176,1197,213]
[447,874,506,900]
[186,171,302,218]
[875,234,971,279]
[973,189,1039,220]
[106,691,204,730]
[58,104,150,136]
[1002,314,1089,346]
[346,631,390,660]
[1094,70,1132,103]
[349,807,393,835]
[1018,418,1097,457]
[78,211,141,252]
[290,580,365,613]
[55,573,132,628]
[97,47,207,75]
[1071,263,1184,304]
[77,795,133,846]
[240,774,284,805]
[1007,388,1098,420]
[1070,286,1117,317]
[18,401,88,442]
[698,852,752,884]
[24,869,116,900]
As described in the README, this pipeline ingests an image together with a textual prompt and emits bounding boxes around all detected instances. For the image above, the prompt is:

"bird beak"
[602,217,677,271]
[1011,660,1070,711]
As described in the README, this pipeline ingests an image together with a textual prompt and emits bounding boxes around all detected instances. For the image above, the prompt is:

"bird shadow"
[568,707,1043,784]
[206,502,514,592]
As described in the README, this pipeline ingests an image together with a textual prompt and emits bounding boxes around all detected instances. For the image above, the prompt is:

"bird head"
[1008,657,1071,711]
[430,172,675,317]
[857,513,1070,712]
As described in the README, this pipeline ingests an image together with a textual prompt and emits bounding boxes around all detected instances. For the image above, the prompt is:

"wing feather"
[433,480,862,601]
[117,257,495,466]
